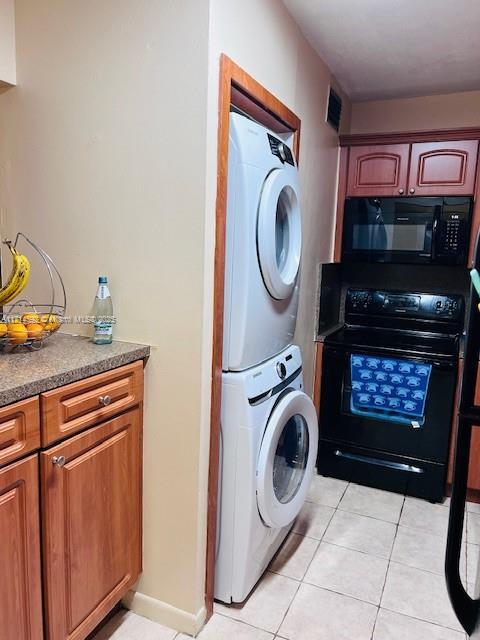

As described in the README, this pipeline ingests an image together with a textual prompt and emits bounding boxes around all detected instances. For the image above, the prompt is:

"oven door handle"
[334,449,424,474]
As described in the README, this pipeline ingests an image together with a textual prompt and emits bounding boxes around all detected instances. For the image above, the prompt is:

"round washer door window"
[257,169,302,300]
[257,390,318,528]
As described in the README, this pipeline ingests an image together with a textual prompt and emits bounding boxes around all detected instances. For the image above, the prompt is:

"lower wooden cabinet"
[0,361,144,640]
[41,408,142,640]
[0,454,43,640]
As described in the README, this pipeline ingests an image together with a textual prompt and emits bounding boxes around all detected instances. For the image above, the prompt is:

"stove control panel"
[346,289,464,321]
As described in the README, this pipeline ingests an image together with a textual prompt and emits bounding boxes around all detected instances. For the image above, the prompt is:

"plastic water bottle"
[92,276,113,344]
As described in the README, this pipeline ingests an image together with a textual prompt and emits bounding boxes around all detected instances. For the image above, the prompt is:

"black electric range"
[318,288,464,502]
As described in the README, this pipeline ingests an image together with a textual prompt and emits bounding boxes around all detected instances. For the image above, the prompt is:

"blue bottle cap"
[98,276,108,284]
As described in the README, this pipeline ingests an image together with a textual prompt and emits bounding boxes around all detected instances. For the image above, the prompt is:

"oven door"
[320,344,456,463]
[342,197,441,264]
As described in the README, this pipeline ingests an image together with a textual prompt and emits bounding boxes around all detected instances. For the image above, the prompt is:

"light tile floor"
[92,476,478,639]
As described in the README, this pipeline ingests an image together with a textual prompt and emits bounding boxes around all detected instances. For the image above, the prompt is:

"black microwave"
[342,196,472,265]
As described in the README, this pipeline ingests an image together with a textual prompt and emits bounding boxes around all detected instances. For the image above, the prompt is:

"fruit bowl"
[0,233,66,351]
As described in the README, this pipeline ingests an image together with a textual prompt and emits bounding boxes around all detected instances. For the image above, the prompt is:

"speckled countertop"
[0,333,150,408]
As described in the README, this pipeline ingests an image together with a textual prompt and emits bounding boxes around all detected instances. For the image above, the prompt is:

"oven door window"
[347,353,432,426]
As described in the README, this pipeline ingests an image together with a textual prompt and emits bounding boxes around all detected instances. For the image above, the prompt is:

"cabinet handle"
[398,188,404,195]
[409,188,415,194]
[98,395,111,406]
[52,456,66,467]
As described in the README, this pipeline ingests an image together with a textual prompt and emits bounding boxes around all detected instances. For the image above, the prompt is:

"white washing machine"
[215,345,318,603]
[223,112,302,372]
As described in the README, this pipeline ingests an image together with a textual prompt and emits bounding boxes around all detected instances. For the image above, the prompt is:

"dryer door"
[257,169,302,300]
[257,390,318,528]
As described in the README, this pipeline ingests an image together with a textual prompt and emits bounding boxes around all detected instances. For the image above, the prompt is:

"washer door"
[257,169,302,300]
[257,390,318,528]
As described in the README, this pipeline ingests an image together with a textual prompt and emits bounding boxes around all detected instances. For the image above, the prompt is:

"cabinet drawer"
[41,360,143,446]
[0,397,40,468]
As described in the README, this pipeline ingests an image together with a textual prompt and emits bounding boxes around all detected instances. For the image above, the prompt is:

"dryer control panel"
[267,134,295,166]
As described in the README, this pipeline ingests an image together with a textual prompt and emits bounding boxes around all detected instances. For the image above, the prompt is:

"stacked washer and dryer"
[215,113,318,604]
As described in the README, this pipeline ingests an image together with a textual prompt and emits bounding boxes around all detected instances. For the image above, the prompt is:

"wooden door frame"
[205,54,301,617]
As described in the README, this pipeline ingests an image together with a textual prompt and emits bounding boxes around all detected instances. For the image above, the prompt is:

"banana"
[0,242,31,305]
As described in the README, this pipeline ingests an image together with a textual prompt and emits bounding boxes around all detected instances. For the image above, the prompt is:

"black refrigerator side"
[446,234,480,636]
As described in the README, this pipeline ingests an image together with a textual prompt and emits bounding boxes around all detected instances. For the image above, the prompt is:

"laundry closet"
[215,110,318,603]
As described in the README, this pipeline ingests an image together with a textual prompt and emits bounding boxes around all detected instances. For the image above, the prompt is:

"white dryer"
[223,112,302,372]
[215,345,318,603]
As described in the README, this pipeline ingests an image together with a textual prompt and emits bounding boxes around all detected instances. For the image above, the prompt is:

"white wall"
[0,0,210,633]
[0,0,349,634]
[0,0,16,85]
[205,0,350,395]
[350,90,480,134]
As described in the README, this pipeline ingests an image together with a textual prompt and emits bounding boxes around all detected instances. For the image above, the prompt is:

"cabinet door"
[41,409,142,640]
[409,140,479,195]
[0,455,43,640]
[346,144,410,196]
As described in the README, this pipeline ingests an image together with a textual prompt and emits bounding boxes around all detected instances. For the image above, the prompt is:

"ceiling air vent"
[326,87,342,132]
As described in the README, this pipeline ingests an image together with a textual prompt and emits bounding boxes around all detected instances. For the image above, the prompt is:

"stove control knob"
[276,362,287,380]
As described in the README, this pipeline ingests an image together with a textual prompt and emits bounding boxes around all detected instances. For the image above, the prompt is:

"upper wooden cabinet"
[346,139,479,198]
[347,144,410,197]
[41,408,142,640]
[409,140,479,196]
[0,454,43,640]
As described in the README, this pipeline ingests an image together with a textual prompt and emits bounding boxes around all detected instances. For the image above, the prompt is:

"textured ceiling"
[283,0,480,101]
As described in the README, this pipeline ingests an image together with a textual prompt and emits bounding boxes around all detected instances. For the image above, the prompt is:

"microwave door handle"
[431,208,440,260]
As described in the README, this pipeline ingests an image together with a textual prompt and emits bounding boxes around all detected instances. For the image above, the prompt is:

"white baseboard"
[122,590,206,636]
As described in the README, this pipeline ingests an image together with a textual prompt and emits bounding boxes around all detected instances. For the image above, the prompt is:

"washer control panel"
[244,345,303,402]
[346,288,464,321]
[276,362,287,379]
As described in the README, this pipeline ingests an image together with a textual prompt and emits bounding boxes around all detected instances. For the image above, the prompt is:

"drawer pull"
[52,456,66,467]
[98,395,112,407]
[334,449,424,474]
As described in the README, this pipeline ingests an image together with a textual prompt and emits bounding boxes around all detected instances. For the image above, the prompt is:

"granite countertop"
[0,333,150,408]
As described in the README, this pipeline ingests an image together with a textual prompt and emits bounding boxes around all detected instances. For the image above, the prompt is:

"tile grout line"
[379,604,467,635]
[214,611,283,637]
[369,493,406,640]
[315,536,394,562]
[378,605,469,636]
[270,485,340,638]
[380,495,466,635]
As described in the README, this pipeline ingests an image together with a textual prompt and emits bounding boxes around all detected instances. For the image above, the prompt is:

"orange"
[21,312,41,325]
[7,323,28,344]
[40,313,60,332]
[0,323,7,337]
[26,323,44,340]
